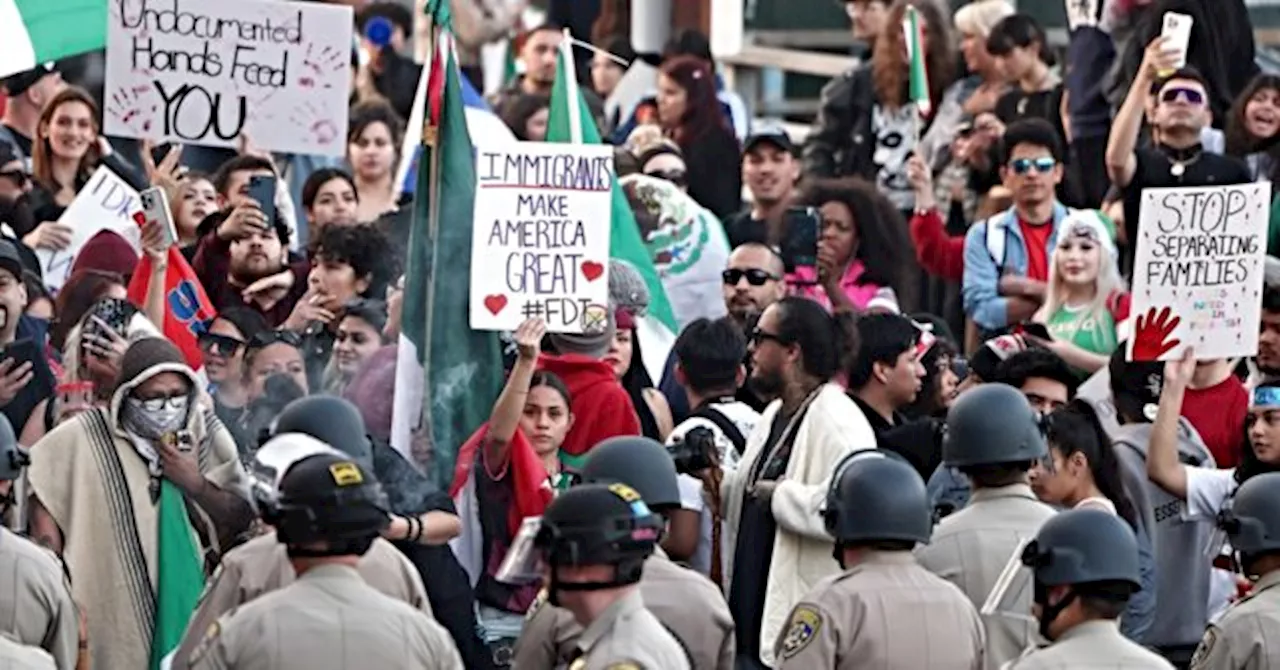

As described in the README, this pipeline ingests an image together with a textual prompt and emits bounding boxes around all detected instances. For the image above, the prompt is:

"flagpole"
[561,29,583,144]
[419,20,443,463]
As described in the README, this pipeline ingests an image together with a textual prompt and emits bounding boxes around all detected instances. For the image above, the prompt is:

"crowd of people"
[0,0,1279,668]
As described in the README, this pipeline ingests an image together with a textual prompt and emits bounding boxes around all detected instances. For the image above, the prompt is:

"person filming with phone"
[0,238,53,434]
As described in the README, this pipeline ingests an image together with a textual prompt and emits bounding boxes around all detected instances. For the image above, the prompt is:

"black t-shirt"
[1121,146,1252,268]
[723,210,770,250]
[1,124,32,157]
[995,86,1067,152]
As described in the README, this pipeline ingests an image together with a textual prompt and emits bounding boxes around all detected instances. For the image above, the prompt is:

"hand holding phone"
[781,206,820,276]
[247,175,277,226]
[1159,12,1193,76]
[139,186,179,250]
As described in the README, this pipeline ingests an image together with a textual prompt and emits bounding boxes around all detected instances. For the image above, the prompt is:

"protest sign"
[1128,182,1271,361]
[39,166,143,292]
[470,142,614,333]
[104,0,353,156]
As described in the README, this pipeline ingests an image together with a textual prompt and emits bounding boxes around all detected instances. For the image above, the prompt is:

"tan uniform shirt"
[774,551,985,669]
[511,550,732,669]
[1191,570,1280,670]
[172,533,430,667]
[569,590,692,670]
[0,527,79,669]
[0,636,55,670]
[916,484,1057,670]
[188,563,461,670]
[1010,620,1174,669]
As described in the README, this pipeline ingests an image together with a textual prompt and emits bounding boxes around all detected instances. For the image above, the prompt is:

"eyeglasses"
[722,268,780,286]
[749,327,790,347]
[1009,157,1057,175]
[247,329,302,351]
[198,332,246,357]
[132,393,190,412]
[644,169,687,188]
[1160,86,1205,106]
[0,169,28,186]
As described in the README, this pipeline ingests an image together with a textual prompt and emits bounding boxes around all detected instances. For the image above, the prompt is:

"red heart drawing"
[483,294,508,316]
[581,261,604,282]
[132,211,146,226]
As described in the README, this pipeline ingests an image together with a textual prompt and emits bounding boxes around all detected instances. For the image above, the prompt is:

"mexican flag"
[903,5,931,118]
[0,0,105,79]
[544,34,678,379]
[126,248,217,374]
[389,24,504,485]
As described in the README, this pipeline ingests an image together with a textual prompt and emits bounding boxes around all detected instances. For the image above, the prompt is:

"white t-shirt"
[1181,465,1239,621]
[666,400,761,578]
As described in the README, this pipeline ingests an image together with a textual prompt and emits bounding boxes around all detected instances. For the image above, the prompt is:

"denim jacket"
[962,202,1071,332]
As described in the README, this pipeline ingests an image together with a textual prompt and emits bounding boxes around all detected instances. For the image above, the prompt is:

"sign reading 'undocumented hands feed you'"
[470,142,614,334]
[1128,182,1271,361]
[105,0,353,155]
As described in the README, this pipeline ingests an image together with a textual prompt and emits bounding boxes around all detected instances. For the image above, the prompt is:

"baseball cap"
[0,238,25,280]
[2,63,58,98]
[1108,345,1164,423]
[744,125,797,155]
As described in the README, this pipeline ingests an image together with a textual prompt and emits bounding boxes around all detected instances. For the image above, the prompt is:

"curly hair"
[310,223,396,300]
[872,1,956,111]
[801,177,917,309]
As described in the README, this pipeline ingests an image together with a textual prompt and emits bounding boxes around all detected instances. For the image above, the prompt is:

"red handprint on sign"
[1132,306,1182,361]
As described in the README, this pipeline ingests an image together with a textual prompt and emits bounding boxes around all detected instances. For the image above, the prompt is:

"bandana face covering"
[123,394,191,440]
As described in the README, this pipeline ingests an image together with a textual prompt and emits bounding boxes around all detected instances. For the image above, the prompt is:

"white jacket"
[722,383,877,667]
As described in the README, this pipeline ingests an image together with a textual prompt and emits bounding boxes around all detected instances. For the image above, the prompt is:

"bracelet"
[410,515,424,543]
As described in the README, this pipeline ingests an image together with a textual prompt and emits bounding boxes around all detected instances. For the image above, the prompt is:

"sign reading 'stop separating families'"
[470,142,614,334]
[1128,182,1271,361]
[104,0,353,156]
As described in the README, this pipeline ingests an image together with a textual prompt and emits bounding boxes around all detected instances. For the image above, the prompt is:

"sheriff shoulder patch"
[1190,627,1218,669]
[780,605,822,659]
[527,588,549,621]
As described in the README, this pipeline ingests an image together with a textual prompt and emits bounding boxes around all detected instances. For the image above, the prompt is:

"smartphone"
[1160,12,1193,75]
[0,339,54,404]
[139,186,179,247]
[1016,322,1053,341]
[780,206,820,274]
[246,175,276,227]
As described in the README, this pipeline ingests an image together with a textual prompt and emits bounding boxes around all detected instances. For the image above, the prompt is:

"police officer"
[1011,509,1172,669]
[532,482,690,670]
[776,451,985,668]
[188,452,463,669]
[0,414,80,669]
[915,384,1057,670]
[1191,472,1280,669]
[172,433,433,668]
[512,436,734,669]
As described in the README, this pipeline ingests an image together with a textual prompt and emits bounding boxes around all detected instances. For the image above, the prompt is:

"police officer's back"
[1191,472,1280,669]
[775,451,984,669]
[1010,509,1172,669]
[916,385,1057,669]
[530,482,690,670]
[513,437,732,670]
[188,453,462,670]
[0,415,79,669]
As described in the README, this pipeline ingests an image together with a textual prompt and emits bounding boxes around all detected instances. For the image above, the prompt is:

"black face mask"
[0,193,35,234]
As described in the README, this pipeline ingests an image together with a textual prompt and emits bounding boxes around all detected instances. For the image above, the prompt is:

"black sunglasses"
[723,268,779,286]
[645,169,687,187]
[749,327,790,347]
[198,332,246,357]
[0,169,27,185]
[246,329,302,351]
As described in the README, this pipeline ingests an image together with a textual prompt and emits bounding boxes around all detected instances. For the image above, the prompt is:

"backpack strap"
[690,403,747,459]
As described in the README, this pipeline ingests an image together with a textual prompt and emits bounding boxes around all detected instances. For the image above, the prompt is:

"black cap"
[1108,344,1164,423]
[0,238,23,280]
[744,126,796,155]
[2,63,58,98]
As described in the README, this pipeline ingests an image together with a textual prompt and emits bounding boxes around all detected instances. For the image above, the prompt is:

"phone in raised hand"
[1160,12,1193,76]
[139,186,179,248]
[246,175,277,227]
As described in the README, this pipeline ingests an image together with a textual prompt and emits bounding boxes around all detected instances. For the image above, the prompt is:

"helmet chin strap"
[547,557,646,607]
[1035,583,1077,642]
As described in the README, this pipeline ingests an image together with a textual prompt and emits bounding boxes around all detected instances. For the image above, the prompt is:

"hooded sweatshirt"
[536,352,640,467]
[1111,419,1219,649]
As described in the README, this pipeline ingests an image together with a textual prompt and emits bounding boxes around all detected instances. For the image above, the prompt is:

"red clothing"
[451,424,551,537]
[908,208,965,281]
[1018,217,1053,282]
[1181,376,1249,468]
[537,352,640,461]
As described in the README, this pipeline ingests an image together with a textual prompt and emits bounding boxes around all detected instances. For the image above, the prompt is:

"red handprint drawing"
[298,44,345,90]
[288,103,339,146]
[1132,306,1182,361]
[107,86,159,134]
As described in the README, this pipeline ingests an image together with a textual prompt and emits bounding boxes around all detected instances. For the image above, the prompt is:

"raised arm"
[1106,37,1180,188]
[483,318,546,472]
[1147,348,1196,500]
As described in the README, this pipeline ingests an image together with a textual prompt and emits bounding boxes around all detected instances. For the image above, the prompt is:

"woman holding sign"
[26,87,145,252]
[1031,211,1129,374]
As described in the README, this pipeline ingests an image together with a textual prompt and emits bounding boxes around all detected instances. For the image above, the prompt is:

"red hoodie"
[537,352,640,467]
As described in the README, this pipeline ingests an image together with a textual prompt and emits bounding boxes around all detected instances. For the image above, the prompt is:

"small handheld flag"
[904,5,931,118]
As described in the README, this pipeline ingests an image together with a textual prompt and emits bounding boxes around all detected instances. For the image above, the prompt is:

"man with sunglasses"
[1106,39,1251,270]
[961,118,1073,338]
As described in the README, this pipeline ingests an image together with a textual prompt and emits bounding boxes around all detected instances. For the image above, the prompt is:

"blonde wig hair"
[1036,212,1126,326]
[954,0,1015,38]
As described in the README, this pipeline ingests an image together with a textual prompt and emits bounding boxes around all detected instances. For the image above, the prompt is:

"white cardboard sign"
[104,0,353,156]
[1128,182,1271,361]
[39,166,144,292]
[470,142,614,333]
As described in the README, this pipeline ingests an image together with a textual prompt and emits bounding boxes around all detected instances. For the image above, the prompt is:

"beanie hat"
[548,306,617,359]
[71,230,138,280]
[118,337,187,386]
[609,259,649,317]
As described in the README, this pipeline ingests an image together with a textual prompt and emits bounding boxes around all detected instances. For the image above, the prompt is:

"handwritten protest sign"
[470,142,614,333]
[1128,182,1271,361]
[38,166,144,292]
[104,0,353,156]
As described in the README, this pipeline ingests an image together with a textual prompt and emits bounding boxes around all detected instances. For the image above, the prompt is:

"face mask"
[124,394,191,439]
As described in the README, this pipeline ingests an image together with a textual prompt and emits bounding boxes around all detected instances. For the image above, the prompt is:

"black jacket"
[803,65,879,180]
